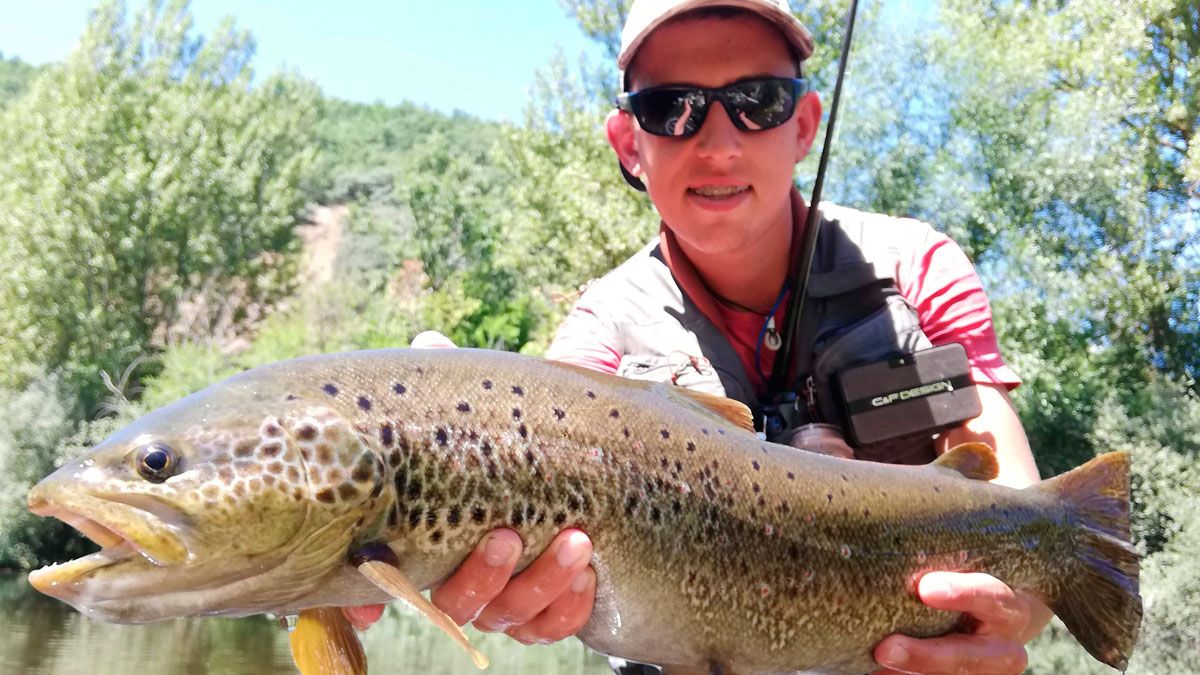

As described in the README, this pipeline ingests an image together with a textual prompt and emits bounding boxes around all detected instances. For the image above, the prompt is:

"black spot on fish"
[298,425,317,441]
[553,407,566,420]
[586,390,596,399]
[778,501,791,514]
[481,440,493,457]
[554,512,567,526]
[430,530,443,544]
[863,508,871,517]
[758,496,766,507]
[660,429,670,439]
[457,401,471,413]
[841,474,848,482]
[388,509,399,528]
[567,495,581,512]
[512,385,524,396]
[649,506,661,523]
[511,407,523,421]
[435,427,448,445]
[609,408,620,419]
[752,460,761,471]
[380,424,394,447]
[323,384,339,396]
[749,507,757,519]
[660,457,669,469]
[425,511,438,528]
[674,460,683,473]
[672,500,681,514]
[934,486,941,493]
[524,449,536,465]
[447,505,461,526]
[752,482,760,493]
[286,394,298,401]
[351,462,374,483]
[518,423,528,440]
[687,441,696,453]
[406,479,422,500]
[471,505,486,524]
[826,492,833,503]
[393,383,407,395]
[357,396,371,411]
[388,450,402,467]
[787,471,796,480]
[623,427,631,438]
[408,507,422,528]
[712,460,720,469]
[338,484,358,501]
[316,489,336,504]
[482,380,493,390]
[511,506,525,526]
[624,495,639,516]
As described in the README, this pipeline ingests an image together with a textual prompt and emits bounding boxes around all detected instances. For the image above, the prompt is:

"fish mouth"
[27,491,190,598]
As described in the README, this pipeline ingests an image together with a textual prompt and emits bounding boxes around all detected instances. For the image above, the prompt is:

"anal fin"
[288,607,367,675]
[357,559,490,669]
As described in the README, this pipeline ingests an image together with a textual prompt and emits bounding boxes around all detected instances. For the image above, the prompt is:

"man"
[352,2,1051,672]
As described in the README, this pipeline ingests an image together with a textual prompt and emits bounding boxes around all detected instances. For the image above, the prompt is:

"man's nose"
[694,101,743,162]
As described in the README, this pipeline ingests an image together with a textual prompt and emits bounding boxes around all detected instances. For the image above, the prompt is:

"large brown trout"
[27,348,1141,674]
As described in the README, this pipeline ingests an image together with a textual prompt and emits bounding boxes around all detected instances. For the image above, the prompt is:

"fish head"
[26,373,388,623]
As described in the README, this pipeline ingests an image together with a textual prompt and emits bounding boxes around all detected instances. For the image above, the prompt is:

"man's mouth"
[688,185,751,199]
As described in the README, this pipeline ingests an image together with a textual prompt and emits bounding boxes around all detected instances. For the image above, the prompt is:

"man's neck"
[678,200,796,314]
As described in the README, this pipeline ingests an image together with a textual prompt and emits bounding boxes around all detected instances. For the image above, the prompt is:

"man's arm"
[873,383,1054,674]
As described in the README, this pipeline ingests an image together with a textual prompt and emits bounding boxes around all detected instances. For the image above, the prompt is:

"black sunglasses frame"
[615,77,810,138]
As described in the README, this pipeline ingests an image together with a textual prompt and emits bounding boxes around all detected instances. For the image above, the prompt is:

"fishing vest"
[583,202,938,465]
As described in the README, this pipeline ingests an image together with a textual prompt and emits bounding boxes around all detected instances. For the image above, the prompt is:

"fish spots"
[286,466,301,483]
[624,495,639,516]
[456,401,472,413]
[234,439,256,458]
[511,506,525,527]
[609,408,620,419]
[623,427,631,438]
[862,508,871,517]
[826,492,834,504]
[512,407,523,421]
[286,394,298,402]
[260,442,283,458]
[586,390,596,399]
[481,440,493,457]
[323,384,339,396]
[408,508,423,528]
[787,471,796,480]
[752,460,761,471]
[511,385,525,397]
[406,478,423,501]
[393,383,407,395]
[471,506,487,524]
[752,482,761,493]
[567,495,582,512]
[524,449,536,466]
[316,488,336,504]
[337,484,358,501]
[841,474,849,483]
[351,461,374,483]
[518,423,529,440]
[660,429,671,440]
[201,485,219,500]
[702,428,710,436]
[218,466,235,483]
[267,461,284,475]
[316,444,334,464]
[435,427,449,445]
[326,468,345,484]
[447,505,462,527]
[263,423,282,437]
[552,407,566,421]
[554,512,567,526]
[357,397,372,411]
[933,486,941,493]
[482,380,493,390]
[298,425,317,442]
[687,441,696,453]
[430,530,444,544]
[380,424,394,447]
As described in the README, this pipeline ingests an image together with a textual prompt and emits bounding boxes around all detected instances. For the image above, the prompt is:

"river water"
[0,574,610,674]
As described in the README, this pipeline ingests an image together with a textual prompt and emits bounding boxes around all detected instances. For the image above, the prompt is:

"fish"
[26,348,1141,674]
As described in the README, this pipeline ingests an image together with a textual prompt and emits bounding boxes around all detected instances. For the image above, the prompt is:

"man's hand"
[342,529,596,644]
[872,571,1048,675]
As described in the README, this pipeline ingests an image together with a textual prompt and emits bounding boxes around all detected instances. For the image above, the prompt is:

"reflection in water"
[1,574,609,674]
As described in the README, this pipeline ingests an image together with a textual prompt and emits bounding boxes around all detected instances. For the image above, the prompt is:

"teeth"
[690,185,748,198]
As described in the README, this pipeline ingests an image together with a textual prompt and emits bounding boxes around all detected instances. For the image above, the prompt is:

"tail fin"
[1036,451,1142,671]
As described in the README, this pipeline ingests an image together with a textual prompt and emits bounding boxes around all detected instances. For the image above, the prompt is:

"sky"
[0,0,608,122]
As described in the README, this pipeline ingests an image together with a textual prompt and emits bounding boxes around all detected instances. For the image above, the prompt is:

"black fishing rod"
[768,0,862,395]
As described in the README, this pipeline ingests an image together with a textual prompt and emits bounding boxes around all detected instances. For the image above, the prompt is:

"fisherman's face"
[608,14,822,256]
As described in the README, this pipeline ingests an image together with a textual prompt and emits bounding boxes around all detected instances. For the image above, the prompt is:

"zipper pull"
[803,375,819,421]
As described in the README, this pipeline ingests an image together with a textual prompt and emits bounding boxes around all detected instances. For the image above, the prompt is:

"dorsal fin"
[545,360,756,434]
[656,383,756,434]
[932,442,999,481]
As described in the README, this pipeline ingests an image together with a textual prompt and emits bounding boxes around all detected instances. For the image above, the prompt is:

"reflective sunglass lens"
[637,89,709,137]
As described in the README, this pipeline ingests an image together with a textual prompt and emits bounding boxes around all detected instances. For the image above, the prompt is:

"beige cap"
[617,0,815,73]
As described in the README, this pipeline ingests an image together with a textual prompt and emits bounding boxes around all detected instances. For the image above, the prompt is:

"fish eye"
[135,442,179,483]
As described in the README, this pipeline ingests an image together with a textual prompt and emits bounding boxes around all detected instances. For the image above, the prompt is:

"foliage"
[0,52,43,107]
[0,0,319,412]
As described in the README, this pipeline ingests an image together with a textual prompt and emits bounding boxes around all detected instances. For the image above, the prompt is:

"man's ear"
[793,91,823,162]
[606,109,643,180]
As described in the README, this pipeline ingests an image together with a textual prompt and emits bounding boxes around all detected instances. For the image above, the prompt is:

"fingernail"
[483,534,517,567]
[921,575,953,600]
[570,569,592,593]
[555,532,591,568]
[877,642,916,673]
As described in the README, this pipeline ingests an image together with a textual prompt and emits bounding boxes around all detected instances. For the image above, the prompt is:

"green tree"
[0,0,319,411]
[0,52,43,107]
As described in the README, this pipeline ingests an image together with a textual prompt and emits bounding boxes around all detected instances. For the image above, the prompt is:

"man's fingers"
[916,572,1031,638]
[430,529,522,625]
[341,603,386,631]
[410,330,457,349]
[472,529,593,633]
[504,566,597,645]
[874,632,1029,675]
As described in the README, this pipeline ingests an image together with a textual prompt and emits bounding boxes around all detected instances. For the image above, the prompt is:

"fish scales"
[27,348,1141,674]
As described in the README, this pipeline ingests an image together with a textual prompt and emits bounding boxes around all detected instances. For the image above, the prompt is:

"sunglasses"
[615,77,809,138]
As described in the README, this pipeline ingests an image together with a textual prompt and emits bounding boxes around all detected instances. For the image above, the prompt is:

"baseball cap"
[615,0,815,191]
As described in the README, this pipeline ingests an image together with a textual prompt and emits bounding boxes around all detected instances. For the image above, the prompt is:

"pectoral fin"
[287,607,367,675]
[353,553,489,669]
